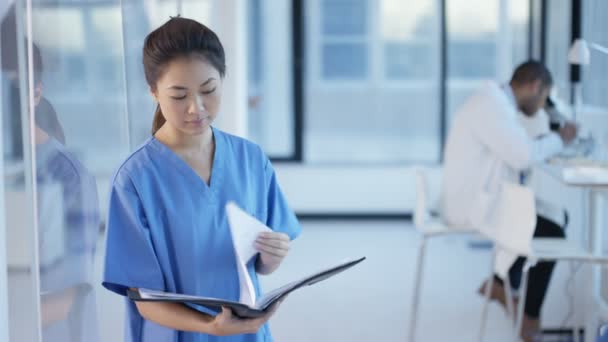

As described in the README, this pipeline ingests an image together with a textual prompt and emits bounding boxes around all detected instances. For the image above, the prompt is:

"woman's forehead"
[159,56,220,86]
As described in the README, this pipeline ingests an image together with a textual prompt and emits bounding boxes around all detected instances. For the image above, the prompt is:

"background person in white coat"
[440,61,577,341]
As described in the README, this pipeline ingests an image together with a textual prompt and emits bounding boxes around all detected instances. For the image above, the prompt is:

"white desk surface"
[538,159,608,189]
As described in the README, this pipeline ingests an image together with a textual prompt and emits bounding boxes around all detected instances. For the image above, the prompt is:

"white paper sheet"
[226,202,272,306]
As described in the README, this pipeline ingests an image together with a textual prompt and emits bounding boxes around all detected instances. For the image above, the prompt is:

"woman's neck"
[155,125,214,154]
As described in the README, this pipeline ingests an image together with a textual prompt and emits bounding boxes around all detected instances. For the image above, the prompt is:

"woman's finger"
[220,306,233,319]
[257,232,290,241]
[255,241,288,254]
[254,238,289,250]
[255,243,288,258]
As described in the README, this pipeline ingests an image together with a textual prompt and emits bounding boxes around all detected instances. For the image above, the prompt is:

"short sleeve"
[102,173,165,296]
[263,158,302,240]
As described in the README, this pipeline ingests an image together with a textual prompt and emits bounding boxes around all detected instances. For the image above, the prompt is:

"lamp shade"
[568,38,591,65]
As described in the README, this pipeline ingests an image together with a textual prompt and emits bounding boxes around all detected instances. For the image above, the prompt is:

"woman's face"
[152,55,223,136]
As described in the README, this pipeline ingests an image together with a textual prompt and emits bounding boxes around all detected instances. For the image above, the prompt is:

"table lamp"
[567,38,608,121]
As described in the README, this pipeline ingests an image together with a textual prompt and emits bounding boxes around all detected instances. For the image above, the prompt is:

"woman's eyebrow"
[200,78,216,86]
[166,78,216,90]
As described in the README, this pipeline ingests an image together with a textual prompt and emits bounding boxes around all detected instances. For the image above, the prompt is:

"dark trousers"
[495,215,565,318]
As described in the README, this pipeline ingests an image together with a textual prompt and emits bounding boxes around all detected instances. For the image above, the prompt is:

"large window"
[305,0,441,163]
[446,0,499,124]
[320,0,368,80]
[582,0,608,110]
[446,0,530,123]
[298,0,530,163]
[510,0,531,67]
[247,0,295,158]
[544,0,572,103]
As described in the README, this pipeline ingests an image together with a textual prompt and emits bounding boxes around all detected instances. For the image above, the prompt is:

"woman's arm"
[133,290,279,336]
[41,287,78,327]
[134,301,214,333]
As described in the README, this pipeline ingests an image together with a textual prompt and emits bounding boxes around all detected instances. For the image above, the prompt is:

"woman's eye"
[171,95,187,100]
[201,88,216,95]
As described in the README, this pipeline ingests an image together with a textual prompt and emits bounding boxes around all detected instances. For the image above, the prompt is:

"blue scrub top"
[102,127,301,342]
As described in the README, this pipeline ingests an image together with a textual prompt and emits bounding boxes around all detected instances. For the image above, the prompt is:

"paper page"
[138,288,218,301]
[226,202,272,307]
[255,279,299,310]
[235,254,256,307]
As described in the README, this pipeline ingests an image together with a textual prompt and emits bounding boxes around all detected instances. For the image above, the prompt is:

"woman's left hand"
[255,232,290,274]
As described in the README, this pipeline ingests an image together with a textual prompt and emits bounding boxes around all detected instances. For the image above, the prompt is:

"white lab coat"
[519,108,569,223]
[440,81,563,275]
[519,108,551,139]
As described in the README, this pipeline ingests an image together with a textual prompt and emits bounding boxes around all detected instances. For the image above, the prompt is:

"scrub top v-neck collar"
[149,126,224,203]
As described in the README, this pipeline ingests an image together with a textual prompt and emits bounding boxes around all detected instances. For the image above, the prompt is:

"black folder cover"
[127,256,365,318]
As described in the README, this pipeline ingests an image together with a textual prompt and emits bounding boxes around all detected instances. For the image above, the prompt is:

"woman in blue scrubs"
[102,17,301,342]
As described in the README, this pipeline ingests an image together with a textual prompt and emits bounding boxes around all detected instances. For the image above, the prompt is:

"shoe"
[478,279,507,308]
[520,314,541,342]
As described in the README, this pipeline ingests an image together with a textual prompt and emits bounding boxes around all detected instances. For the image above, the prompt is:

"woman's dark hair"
[143,16,226,135]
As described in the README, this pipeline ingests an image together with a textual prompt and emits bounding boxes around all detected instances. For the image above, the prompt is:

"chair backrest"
[413,169,430,229]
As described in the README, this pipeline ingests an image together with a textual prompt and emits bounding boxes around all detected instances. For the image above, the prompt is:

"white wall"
[274,165,442,214]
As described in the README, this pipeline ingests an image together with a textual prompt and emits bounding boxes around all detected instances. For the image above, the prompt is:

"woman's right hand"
[210,301,281,336]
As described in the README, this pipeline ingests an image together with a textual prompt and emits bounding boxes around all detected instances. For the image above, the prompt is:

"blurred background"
[1,0,607,341]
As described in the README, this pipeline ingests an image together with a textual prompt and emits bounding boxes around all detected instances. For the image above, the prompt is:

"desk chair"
[479,236,608,342]
[408,169,479,342]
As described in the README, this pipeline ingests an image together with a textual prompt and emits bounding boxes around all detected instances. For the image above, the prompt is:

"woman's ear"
[150,87,158,103]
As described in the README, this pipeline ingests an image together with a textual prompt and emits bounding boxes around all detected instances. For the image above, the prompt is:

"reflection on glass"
[30,2,130,175]
[36,114,101,342]
[2,2,103,340]
[2,4,43,341]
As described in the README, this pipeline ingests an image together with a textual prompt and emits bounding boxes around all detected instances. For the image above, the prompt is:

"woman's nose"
[189,95,205,114]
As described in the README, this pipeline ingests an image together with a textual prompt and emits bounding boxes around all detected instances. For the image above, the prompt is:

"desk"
[536,162,608,342]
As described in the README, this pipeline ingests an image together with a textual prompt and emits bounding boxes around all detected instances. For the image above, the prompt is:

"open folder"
[127,202,366,318]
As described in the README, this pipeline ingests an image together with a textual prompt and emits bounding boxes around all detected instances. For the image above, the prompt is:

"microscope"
[545,96,595,157]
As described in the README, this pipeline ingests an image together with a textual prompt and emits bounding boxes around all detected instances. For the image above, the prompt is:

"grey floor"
[94,220,535,341]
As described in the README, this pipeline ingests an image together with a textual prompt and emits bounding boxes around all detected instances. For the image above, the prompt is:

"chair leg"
[514,262,532,342]
[408,237,428,342]
[478,248,497,342]
[504,273,515,324]
[571,261,579,342]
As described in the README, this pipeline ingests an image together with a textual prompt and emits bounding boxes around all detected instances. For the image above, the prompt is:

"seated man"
[440,60,577,341]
